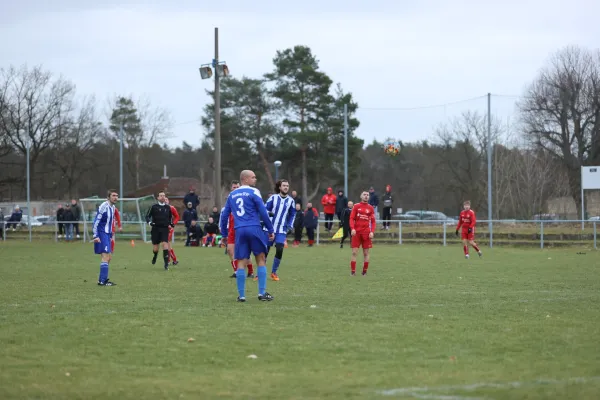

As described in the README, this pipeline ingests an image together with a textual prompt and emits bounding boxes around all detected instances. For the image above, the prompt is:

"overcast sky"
[1,0,598,148]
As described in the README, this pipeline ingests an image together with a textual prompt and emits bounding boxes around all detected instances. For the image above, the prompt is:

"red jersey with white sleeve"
[168,205,180,241]
[111,207,122,253]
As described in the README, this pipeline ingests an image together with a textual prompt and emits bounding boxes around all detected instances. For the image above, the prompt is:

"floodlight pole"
[119,123,124,213]
[487,93,493,248]
[26,134,31,242]
[214,27,222,211]
[344,104,348,196]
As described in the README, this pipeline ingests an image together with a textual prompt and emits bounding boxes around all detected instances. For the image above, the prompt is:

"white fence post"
[594,221,597,249]
[443,223,447,246]
[316,221,320,246]
[399,221,402,245]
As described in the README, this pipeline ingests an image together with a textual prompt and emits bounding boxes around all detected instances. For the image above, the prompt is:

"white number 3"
[236,198,245,217]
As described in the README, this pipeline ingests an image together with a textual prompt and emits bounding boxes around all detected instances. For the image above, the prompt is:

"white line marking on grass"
[377,376,600,398]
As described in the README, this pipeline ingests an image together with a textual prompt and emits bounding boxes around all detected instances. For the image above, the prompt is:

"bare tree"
[519,45,600,217]
[0,65,75,197]
[53,96,104,198]
[434,110,504,211]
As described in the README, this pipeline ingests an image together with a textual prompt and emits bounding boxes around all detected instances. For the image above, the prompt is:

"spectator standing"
[321,187,337,232]
[381,185,394,230]
[63,204,74,241]
[303,203,319,247]
[210,206,221,226]
[368,187,379,220]
[56,204,65,238]
[335,190,348,228]
[183,187,200,211]
[291,190,302,209]
[292,203,304,247]
[70,199,81,239]
[182,202,198,246]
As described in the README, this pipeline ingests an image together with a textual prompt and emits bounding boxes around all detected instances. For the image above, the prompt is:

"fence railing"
[1,219,598,249]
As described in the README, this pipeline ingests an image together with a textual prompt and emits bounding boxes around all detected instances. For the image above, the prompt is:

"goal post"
[581,166,600,230]
[79,195,156,242]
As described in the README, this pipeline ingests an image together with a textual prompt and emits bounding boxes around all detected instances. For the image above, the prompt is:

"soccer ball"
[383,140,401,156]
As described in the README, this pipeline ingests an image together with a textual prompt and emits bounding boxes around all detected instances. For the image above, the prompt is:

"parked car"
[393,210,457,225]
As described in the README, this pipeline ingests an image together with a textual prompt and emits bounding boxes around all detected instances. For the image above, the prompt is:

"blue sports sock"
[271,257,281,275]
[99,261,109,282]
[257,266,267,296]
[236,269,246,298]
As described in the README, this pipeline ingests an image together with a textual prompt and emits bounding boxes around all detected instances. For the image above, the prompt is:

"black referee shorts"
[151,227,169,245]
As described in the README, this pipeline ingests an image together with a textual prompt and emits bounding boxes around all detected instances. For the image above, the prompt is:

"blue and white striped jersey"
[264,194,296,234]
[93,201,115,238]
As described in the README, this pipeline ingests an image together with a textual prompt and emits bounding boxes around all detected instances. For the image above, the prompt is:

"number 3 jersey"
[219,185,274,234]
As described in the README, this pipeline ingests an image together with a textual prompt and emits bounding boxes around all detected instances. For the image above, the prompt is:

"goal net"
[79,195,156,243]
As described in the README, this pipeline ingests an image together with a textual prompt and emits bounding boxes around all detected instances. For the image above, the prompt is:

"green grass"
[1,242,599,399]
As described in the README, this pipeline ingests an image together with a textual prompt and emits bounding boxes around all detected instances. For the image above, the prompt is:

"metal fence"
[1,219,598,249]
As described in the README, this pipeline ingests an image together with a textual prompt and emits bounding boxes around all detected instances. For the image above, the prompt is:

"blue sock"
[257,266,267,295]
[236,269,246,298]
[271,257,281,275]
[99,261,109,282]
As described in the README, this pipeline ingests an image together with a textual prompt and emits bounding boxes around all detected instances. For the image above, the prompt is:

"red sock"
[363,262,369,274]
[463,245,468,255]
[351,261,356,273]
[169,249,177,262]
[232,259,238,272]
[247,263,254,274]
[472,243,480,252]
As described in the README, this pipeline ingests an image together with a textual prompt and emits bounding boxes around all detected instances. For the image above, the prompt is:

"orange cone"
[130,240,135,247]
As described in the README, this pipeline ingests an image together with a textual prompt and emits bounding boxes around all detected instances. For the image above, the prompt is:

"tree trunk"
[257,146,275,189]
[301,148,308,206]
[135,151,140,189]
[568,166,583,219]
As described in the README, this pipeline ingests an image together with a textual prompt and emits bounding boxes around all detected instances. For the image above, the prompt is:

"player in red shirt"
[224,180,254,278]
[349,191,376,276]
[111,207,122,253]
[165,197,180,265]
[455,200,482,259]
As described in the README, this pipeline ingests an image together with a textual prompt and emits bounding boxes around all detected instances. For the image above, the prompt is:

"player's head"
[230,180,240,191]
[463,200,471,211]
[107,189,118,204]
[275,179,290,196]
[348,201,354,208]
[240,170,257,187]
[157,191,166,203]
[360,191,369,203]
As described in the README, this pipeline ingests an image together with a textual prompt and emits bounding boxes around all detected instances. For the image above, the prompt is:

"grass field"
[1,241,599,399]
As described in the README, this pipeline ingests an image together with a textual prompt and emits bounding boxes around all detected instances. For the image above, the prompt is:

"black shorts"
[151,227,169,245]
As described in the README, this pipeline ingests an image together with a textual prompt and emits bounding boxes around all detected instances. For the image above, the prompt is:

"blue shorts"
[94,233,112,255]
[235,226,268,260]
[264,232,287,247]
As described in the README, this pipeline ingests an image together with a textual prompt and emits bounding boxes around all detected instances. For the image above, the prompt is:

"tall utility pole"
[119,124,124,213]
[343,104,348,196]
[213,27,222,211]
[26,134,31,242]
[487,93,493,248]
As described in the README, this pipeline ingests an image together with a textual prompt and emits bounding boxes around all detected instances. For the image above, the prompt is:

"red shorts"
[351,232,372,249]
[461,229,475,240]
[168,228,174,242]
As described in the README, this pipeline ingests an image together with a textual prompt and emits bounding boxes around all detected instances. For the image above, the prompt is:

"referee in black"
[146,190,174,270]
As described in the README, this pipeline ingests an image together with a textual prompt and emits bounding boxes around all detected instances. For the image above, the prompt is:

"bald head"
[240,170,257,187]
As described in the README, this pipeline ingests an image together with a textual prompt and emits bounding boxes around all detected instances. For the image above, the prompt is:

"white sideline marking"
[377,376,600,399]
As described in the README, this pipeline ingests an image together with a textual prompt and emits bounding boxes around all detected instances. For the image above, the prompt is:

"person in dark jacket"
[56,204,65,238]
[7,206,22,230]
[70,199,81,238]
[340,201,354,248]
[203,216,219,247]
[335,190,348,228]
[0,209,4,239]
[291,190,302,209]
[303,202,319,247]
[368,187,379,219]
[381,185,393,230]
[63,204,75,241]
[292,203,304,247]
[210,206,220,226]
[182,202,198,246]
[188,219,204,246]
[183,187,200,211]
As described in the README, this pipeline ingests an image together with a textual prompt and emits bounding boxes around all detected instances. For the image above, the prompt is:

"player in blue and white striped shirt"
[264,179,296,281]
[92,189,118,286]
